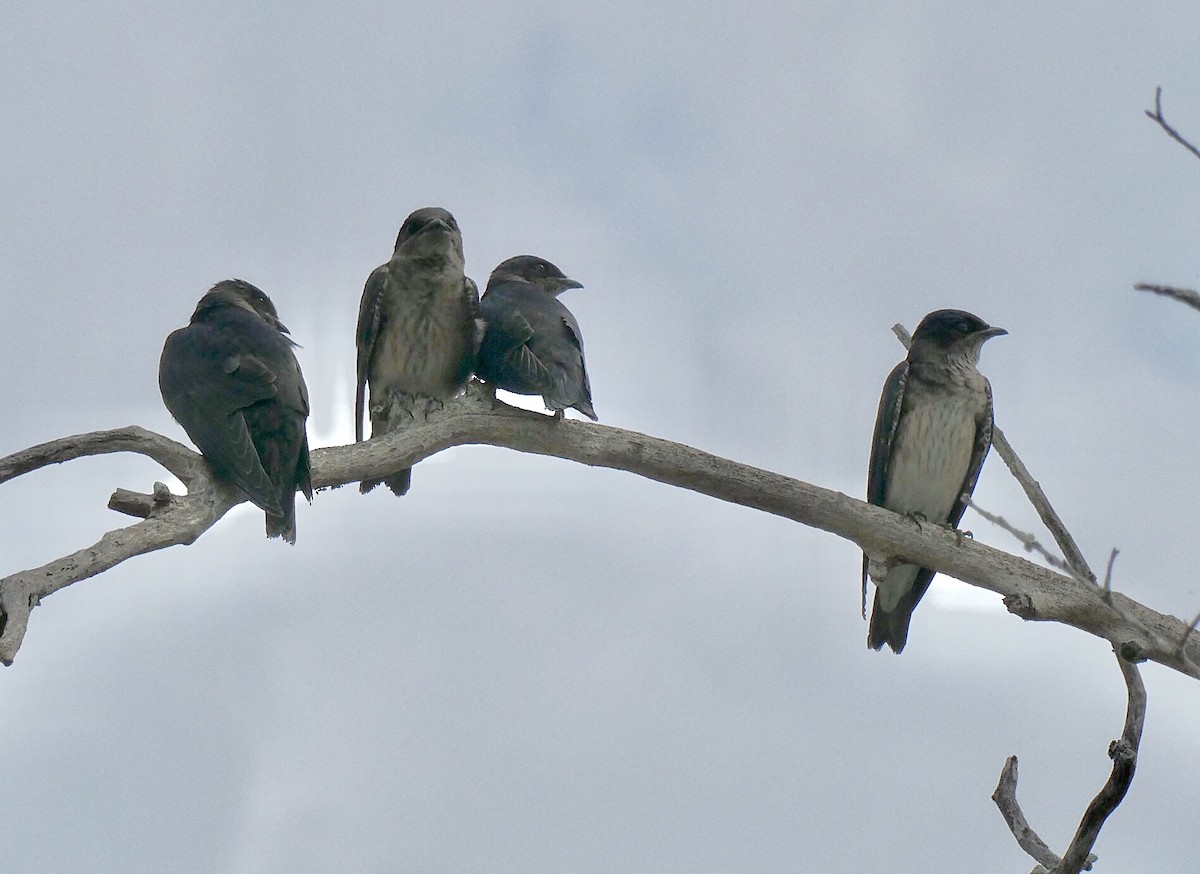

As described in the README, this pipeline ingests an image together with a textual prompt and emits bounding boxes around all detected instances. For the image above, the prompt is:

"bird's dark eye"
[957,320,971,333]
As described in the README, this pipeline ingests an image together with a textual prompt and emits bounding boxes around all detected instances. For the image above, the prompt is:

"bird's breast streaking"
[883,387,982,522]
[367,264,475,398]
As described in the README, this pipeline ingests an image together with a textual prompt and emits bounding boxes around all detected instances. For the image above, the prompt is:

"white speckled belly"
[877,391,978,611]
[883,392,977,521]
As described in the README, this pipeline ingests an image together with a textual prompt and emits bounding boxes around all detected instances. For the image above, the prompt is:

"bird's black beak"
[979,326,1007,341]
[559,278,584,291]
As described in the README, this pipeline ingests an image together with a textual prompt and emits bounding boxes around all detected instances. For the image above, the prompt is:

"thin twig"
[1057,651,1147,874]
[1134,283,1200,314]
[1176,610,1200,658]
[1144,86,1200,162]
[1103,548,1120,596]
[966,500,1079,578]
[990,428,1095,583]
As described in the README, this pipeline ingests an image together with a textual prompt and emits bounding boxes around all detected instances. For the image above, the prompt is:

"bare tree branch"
[1144,85,1200,162]
[1177,610,1200,658]
[1137,91,1200,318]
[1134,282,1200,314]
[993,648,1143,873]
[1058,652,1146,874]
[989,427,1096,584]
[2,385,1200,677]
[991,756,1064,872]
[965,502,1083,580]
[1102,548,1120,596]
[0,425,204,486]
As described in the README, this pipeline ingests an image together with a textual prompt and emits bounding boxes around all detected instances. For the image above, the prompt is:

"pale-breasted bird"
[159,279,313,544]
[864,309,1006,653]
[476,255,597,421]
[355,207,481,495]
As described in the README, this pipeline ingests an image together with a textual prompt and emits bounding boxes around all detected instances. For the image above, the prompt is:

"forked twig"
[994,649,1146,874]
[1144,85,1200,162]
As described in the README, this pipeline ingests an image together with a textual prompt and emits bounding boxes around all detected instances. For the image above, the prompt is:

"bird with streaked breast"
[355,207,481,496]
[864,309,1007,653]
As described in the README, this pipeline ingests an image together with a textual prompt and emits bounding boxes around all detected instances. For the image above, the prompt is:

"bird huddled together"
[158,207,596,533]
[158,206,1004,654]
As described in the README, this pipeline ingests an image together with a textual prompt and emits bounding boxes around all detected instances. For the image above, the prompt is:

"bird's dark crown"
[911,309,1003,347]
[194,279,288,333]
[487,255,582,295]
[393,207,460,252]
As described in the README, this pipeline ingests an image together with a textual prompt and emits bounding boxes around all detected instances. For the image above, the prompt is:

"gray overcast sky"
[3,2,1200,871]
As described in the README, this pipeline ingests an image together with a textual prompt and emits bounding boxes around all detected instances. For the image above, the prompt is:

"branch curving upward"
[993,648,1145,874]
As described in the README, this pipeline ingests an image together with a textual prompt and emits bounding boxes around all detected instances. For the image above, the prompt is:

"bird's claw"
[426,396,446,419]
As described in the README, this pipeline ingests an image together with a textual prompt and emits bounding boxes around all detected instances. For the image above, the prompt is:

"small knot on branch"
[1004,592,1037,620]
[1118,640,1146,663]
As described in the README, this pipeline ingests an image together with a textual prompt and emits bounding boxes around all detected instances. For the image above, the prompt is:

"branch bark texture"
[1,390,1198,675]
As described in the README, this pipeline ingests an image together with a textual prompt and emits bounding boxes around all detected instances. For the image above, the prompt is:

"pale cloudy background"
[2,2,1200,872]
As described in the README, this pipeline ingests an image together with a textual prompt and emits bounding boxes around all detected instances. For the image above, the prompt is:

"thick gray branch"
[2,390,1199,678]
[0,427,244,663]
[0,425,204,486]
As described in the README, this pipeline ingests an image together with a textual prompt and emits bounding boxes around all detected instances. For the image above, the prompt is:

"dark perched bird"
[355,207,481,496]
[159,279,313,544]
[864,309,1006,653]
[476,255,597,421]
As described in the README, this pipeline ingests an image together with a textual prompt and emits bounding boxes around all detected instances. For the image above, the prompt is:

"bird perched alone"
[159,279,313,544]
[356,207,480,496]
[864,309,1006,653]
[476,255,597,421]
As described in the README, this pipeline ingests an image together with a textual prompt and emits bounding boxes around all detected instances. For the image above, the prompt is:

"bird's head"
[196,279,290,334]
[486,255,583,297]
[393,206,464,262]
[908,309,1006,364]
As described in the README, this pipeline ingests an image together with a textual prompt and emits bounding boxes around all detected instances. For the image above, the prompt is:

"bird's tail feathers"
[264,498,298,545]
[360,466,412,497]
[867,598,911,654]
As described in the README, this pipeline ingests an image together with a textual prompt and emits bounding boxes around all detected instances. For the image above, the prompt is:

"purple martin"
[864,309,1006,653]
[355,207,481,495]
[476,255,597,421]
[159,280,313,544]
